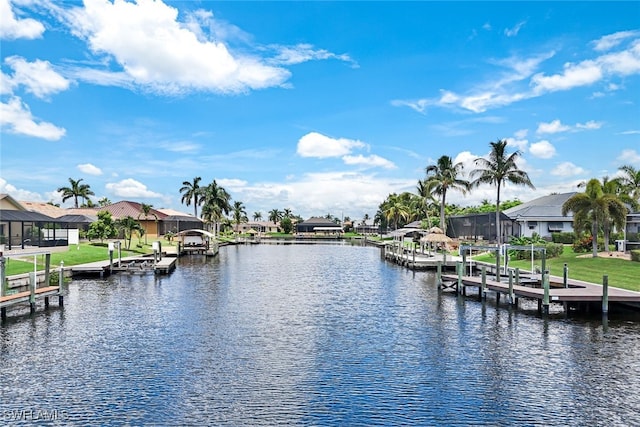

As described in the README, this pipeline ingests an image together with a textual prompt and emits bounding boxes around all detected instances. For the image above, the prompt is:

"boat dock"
[439,262,640,315]
[0,251,64,321]
[70,255,177,277]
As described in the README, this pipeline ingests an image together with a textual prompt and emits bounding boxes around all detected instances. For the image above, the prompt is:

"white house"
[504,193,576,239]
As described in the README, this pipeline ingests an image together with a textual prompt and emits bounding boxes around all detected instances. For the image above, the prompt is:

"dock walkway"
[70,255,176,277]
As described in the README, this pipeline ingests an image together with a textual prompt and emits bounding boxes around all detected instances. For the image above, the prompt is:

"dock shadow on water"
[1,243,639,426]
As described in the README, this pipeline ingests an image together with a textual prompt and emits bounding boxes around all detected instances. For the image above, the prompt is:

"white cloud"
[536,119,570,134]
[551,162,587,177]
[226,171,416,219]
[529,140,556,159]
[0,0,45,40]
[105,178,163,198]
[505,136,528,153]
[504,20,526,37]
[269,43,358,68]
[62,0,290,95]
[592,30,640,52]
[77,163,103,176]
[342,154,396,170]
[297,132,366,158]
[616,149,640,166]
[537,119,603,134]
[4,56,71,99]
[531,60,603,92]
[0,177,43,201]
[0,96,66,140]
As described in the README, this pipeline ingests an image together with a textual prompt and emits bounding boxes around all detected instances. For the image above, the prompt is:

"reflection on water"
[1,243,639,425]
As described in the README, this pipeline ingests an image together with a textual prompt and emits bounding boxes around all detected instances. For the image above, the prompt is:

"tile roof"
[98,201,168,220]
[20,200,68,218]
[504,192,577,220]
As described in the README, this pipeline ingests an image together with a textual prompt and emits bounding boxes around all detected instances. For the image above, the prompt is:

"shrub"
[552,232,575,244]
[572,236,593,253]
[631,250,640,262]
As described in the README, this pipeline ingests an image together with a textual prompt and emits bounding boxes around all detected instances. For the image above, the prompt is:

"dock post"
[480,266,486,300]
[495,247,501,283]
[515,268,520,286]
[456,261,463,295]
[542,270,550,315]
[462,250,467,275]
[436,261,442,288]
[602,275,609,314]
[109,242,114,273]
[412,247,415,267]
[563,263,568,288]
[29,271,36,314]
[508,269,514,304]
[0,252,5,299]
[44,253,51,287]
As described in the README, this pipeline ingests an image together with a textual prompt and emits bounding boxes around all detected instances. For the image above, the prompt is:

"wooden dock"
[0,251,64,321]
[70,255,177,277]
[440,264,640,314]
[384,243,461,270]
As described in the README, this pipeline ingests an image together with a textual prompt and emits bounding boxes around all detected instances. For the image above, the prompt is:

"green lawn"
[3,242,150,276]
[473,246,640,292]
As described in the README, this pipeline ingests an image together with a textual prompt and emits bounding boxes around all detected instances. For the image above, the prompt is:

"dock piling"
[456,261,463,295]
[563,263,569,288]
[602,275,609,314]
[436,261,442,288]
[508,269,514,304]
[29,271,36,314]
[542,270,550,315]
[480,266,486,300]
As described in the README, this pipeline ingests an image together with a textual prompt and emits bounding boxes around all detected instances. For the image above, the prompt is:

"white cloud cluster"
[550,161,587,177]
[394,30,640,114]
[536,119,603,134]
[78,163,103,176]
[529,140,556,159]
[0,97,66,140]
[269,43,358,68]
[106,178,163,198]
[616,149,640,166]
[296,132,395,170]
[0,0,45,40]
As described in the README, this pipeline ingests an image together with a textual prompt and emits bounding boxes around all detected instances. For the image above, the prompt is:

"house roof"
[0,209,59,222]
[20,200,68,218]
[503,192,577,221]
[0,194,26,210]
[157,208,202,222]
[97,201,168,220]
[298,217,341,226]
[57,214,97,223]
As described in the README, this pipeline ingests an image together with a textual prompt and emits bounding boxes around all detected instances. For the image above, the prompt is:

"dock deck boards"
[441,274,640,303]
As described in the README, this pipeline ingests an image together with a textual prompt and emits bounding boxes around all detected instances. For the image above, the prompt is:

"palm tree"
[361,213,370,225]
[138,203,158,245]
[57,178,95,208]
[232,201,247,238]
[382,193,410,230]
[200,180,231,237]
[98,197,112,207]
[470,140,535,244]
[283,208,293,218]
[618,165,640,209]
[425,156,470,233]
[268,208,282,225]
[180,176,203,218]
[253,211,263,221]
[116,216,143,250]
[562,178,628,257]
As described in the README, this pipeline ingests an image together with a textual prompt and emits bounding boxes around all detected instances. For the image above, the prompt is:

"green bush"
[572,236,593,253]
[552,232,575,244]
[631,250,640,262]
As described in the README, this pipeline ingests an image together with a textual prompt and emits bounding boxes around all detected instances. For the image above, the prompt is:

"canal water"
[1,243,639,426]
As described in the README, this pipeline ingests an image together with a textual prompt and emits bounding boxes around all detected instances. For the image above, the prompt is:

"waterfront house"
[296,217,343,236]
[156,208,203,234]
[503,193,576,239]
[446,212,514,242]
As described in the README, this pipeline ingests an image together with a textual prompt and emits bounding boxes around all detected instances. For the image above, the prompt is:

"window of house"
[548,222,564,231]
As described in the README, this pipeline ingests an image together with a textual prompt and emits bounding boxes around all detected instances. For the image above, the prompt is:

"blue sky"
[1,0,639,220]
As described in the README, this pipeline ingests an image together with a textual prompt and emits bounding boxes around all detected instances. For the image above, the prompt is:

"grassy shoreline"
[472,245,639,292]
[3,241,637,292]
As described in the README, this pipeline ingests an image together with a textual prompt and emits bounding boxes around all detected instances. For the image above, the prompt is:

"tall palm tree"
[200,180,231,237]
[618,165,640,209]
[382,193,410,230]
[116,216,143,250]
[57,177,94,208]
[424,156,470,233]
[416,179,439,227]
[138,203,157,245]
[232,200,247,237]
[562,178,627,257]
[268,208,282,225]
[253,211,263,221]
[470,140,534,244]
[283,208,293,218]
[180,176,202,218]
